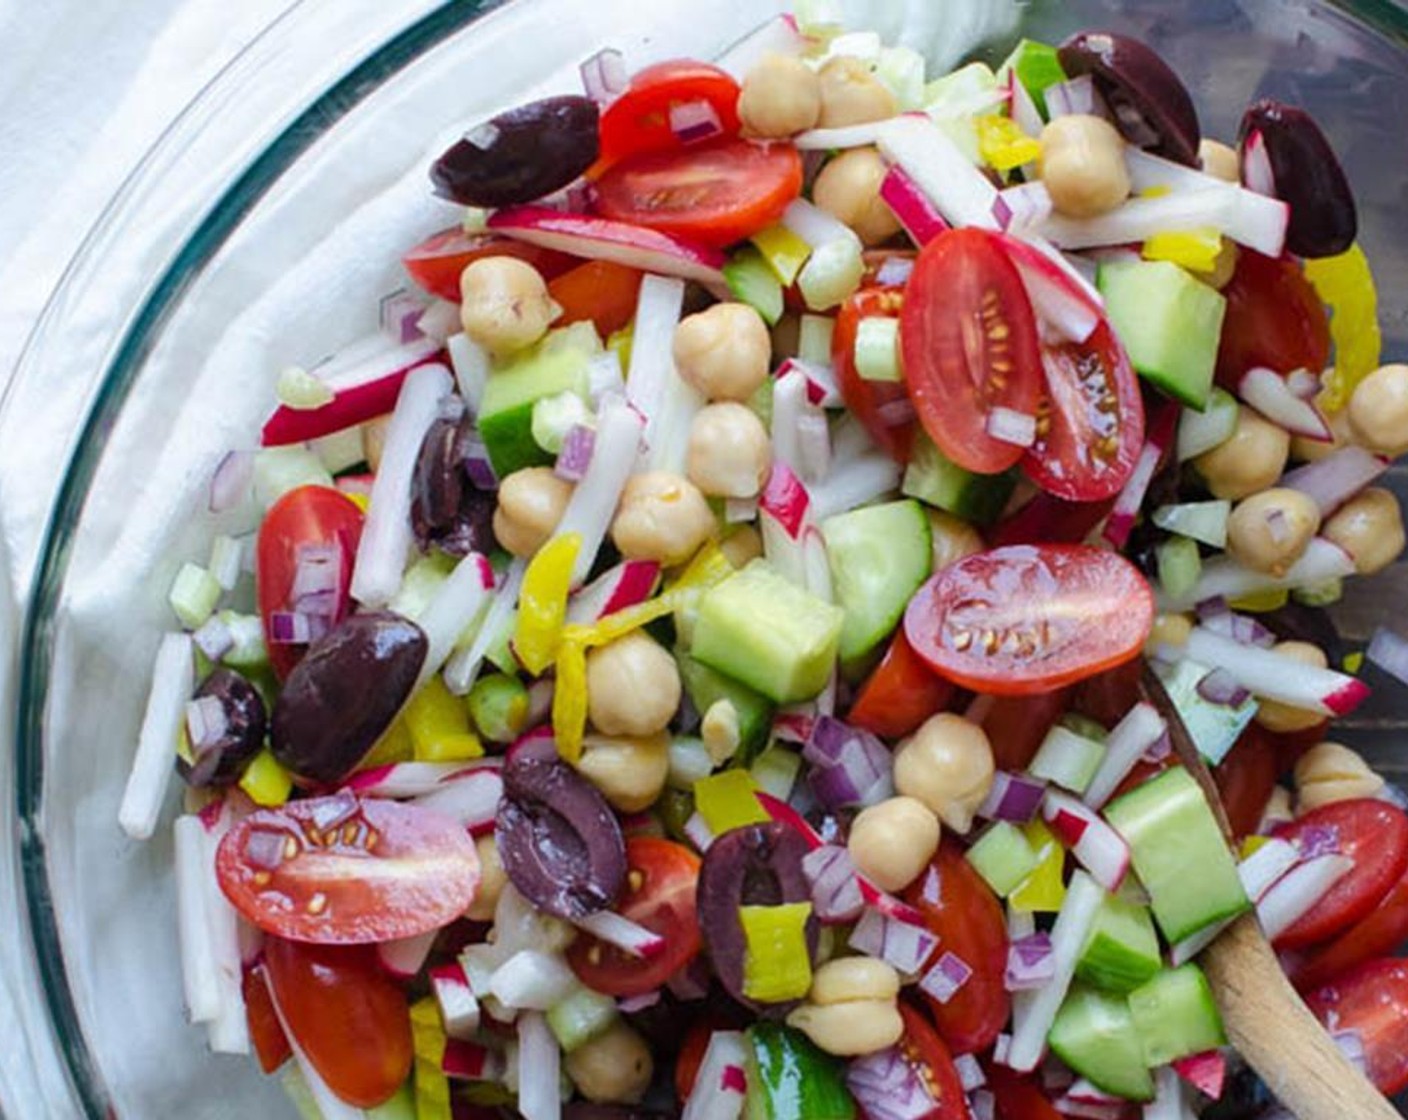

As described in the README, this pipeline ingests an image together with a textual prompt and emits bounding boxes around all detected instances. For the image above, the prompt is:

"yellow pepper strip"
[671,539,737,594]
[1239,835,1270,860]
[695,769,772,835]
[553,636,589,764]
[751,224,814,287]
[1140,184,1172,199]
[977,114,1041,172]
[239,749,293,807]
[409,997,453,1120]
[1142,228,1223,274]
[1344,651,1365,674]
[515,532,581,675]
[1229,587,1288,613]
[1009,819,1067,913]
[1305,243,1382,411]
[361,715,415,768]
[740,902,815,1002]
[404,676,483,763]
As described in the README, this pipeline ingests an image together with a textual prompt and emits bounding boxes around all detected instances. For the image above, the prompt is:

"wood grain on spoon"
[1139,664,1397,1120]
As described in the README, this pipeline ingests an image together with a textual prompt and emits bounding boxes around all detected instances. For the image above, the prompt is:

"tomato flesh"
[1214,725,1279,841]
[592,138,803,249]
[1215,249,1330,387]
[567,837,702,997]
[1293,862,1408,991]
[597,60,742,168]
[256,486,365,680]
[1270,799,1408,949]
[905,544,1154,695]
[401,227,576,302]
[859,1003,973,1120]
[264,938,413,1108]
[906,841,1010,1056]
[900,228,1044,474]
[981,688,1071,772]
[847,629,955,740]
[1305,957,1408,1095]
[547,259,644,338]
[217,796,481,944]
[833,286,916,462]
[243,967,292,1074]
[984,1063,1064,1120]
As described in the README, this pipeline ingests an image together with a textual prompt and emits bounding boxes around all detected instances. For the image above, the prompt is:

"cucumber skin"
[745,1023,856,1120]
[1048,984,1156,1102]
[1076,892,1163,994]
[675,652,776,765]
[1126,964,1227,1067]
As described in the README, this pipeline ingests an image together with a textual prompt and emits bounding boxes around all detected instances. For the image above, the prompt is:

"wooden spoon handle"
[1203,914,1399,1120]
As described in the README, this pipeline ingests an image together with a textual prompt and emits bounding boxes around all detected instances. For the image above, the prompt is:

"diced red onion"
[850,909,938,976]
[1358,626,1408,689]
[309,789,359,832]
[670,99,725,145]
[847,1045,937,1120]
[919,951,974,1004]
[969,1090,996,1120]
[1332,1029,1367,1075]
[978,771,1048,823]
[805,716,894,809]
[192,614,234,662]
[586,350,626,403]
[683,812,715,852]
[461,438,498,491]
[874,256,914,286]
[1282,446,1389,516]
[1143,729,1172,763]
[1005,932,1057,991]
[993,182,1053,238]
[617,989,661,1014]
[209,450,255,514]
[955,1053,987,1093]
[379,289,427,346]
[1196,667,1252,708]
[986,406,1038,448]
[1007,70,1044,142]
[242,828,288,871]
[991,1033,1013,1067]
[879,164,951,247]
[1043,74,1103,119]
[464,121,501,150]
[580,47,628,106]
[1287,367,1322,400]
[802,844,865,923]
[1295,823,1342,861]
[290,543,342,603]
[267,610,327,645]
[553,424,596,482]
[185,695,229,754]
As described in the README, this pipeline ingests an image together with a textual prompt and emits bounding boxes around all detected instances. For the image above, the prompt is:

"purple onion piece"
[978,771,1047,823]
[1296,823,1341,860]
[309,789,360,832]
[1196,667,1251,708]
[1239,99,1357,259]
[920,950,974,1004]
[243,828,290,871]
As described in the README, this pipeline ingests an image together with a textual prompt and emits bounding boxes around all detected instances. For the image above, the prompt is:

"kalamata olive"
[411,415,497,558]
[1238,100,1357,259]
[178,668,267,787]
[696,822,818,1016]
[431,96,600,208]
[496,755,627,919]
[270,612,427,786]
[1058,31,1201,167]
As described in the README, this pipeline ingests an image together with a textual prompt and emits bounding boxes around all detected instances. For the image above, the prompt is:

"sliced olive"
[410,415,497,558]
[270,612,427,786]
[1239,100,1357,259]
[179,667,267,787]
[496,755,626,919]
[696,822,818,1016]
[1058,31,1201,167]
[430,96,600,208]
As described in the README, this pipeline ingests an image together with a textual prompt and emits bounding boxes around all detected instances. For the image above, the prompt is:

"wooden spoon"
[1139,665,1397,1120]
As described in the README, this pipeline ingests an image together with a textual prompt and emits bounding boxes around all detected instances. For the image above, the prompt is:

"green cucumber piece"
[1001,39,1067,108]
[1098,260,1227,409]
[725,247,785,327]
[253,446,334,508]
[169,563,222,630]
[966,821,1040,897]
[1104,767,1250,944]
[217,611,269,670]
[1029,724,1107,795]
[744,1023,856,1120]
[676,651,776,765]
[822,499,931,667]
[1126,964,1227,1066]
[902,433,1017,526]
[853,317,902,382]
[1293,577,1344,607]
[477,327,594,478]
[693,561,845,704]
[1152,500,1231,548]
[1076,891,1162,993]
[546,984,618,1051]
[1157,535,1203,602]
[751,746,804,800]
[467,672,530,743]
[1151,656,1257,766]
[1048,984,1155,1102]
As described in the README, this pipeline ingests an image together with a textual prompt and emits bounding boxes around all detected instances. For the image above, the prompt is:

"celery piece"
[252,445,333,508]
[1029,725,1107,795]
[546,985,618,1052]
[724,247,785,327]
[966,821,1041,897]
[750,746,803,801]
[853,317,902,383]
[1157,536,1203,602]
[798,239,865,313]
[169,563,222,630]
[207,535,244,592]
[467,672,530,743]
[798,315,836,367]
[388,552,457,622]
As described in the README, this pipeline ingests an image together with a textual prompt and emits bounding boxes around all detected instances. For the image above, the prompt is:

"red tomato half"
[847,629,955,740]
[1294,863,1408,991]
[256,486,364,679]
[401,227,576,301]
[833,286,916,462]
[597,60,742,168]
[857,1003,971,1120]
[1070,658,1144,729]
[906,841,1010,1055]
[547,259,644,338]
[982,688,1071,772]
[592,138,802,249]
[1215,250,1330,387]
[905,545,1155,695]
[985,1063,1064,1120]
[1214,725,1279,841]
[217,796,481,944]
[263,939,413,1108]
[1305,957,1408,1095]
[568,837,702,997]
[900,228,1044,474]
[243,967,292,1074]
[1271,799,1408,950]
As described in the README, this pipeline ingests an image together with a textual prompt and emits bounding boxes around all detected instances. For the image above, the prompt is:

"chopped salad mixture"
[118,9,1408,1120]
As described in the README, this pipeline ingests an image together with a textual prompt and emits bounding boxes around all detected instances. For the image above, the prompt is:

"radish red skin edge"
[904,544,1155,695]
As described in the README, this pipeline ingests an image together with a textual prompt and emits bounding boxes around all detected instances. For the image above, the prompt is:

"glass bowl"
[5,0,1408,1115]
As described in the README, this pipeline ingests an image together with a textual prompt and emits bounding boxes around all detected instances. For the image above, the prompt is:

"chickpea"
[1323,487,1406,575]
[927,509,984,574]
[1198,138,1241,183]
[459,256,559,357]
[563,1022,653,1105]
[1039,115,1131,218]
[893,713,995,834]
[848,796,941,893]
[701,699,741,765]
[720,524,764,568]
[808,957,901,1006]
[1295,742,1386,813]
[610,471,717,565]
[362,414,392,473]
[1254,642,1330,733]
[586,632,681,737]
[1146,612,1193,656]
[786,957,904,1057]
[738,52,821,139]
[576,731,671,813]
[1291,405,1350,464]
[816,57,897,130]
[1225,488,1322,576]
[1347,363,1408,457]
[812,148,902,247]
[687,403,773,498]
[1194,407,1290,501]
[467,834,507,921]
[673,303,772,402]
[492,467,574,557]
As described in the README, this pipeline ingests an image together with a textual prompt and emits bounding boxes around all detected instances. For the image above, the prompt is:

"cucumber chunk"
[822,499,931,668]
[1029,724,1107,795]
[1151,656,1258,766]
[478,326,595,477]
[676,651,776,765]
[1126,964,1227,1067]
[744,1022,856,1120]
[902,433,1017,526]
[966,821,1041,897]
[1076,891,1162,993]
[1048,984,1156,1102]
[1000,39,1067,108]
[1157,535,1203,602]
[1104,767,1250,944]
[725,247,785,327]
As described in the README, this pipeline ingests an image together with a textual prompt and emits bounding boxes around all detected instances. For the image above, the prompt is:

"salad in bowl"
[110,5,1408,1119]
